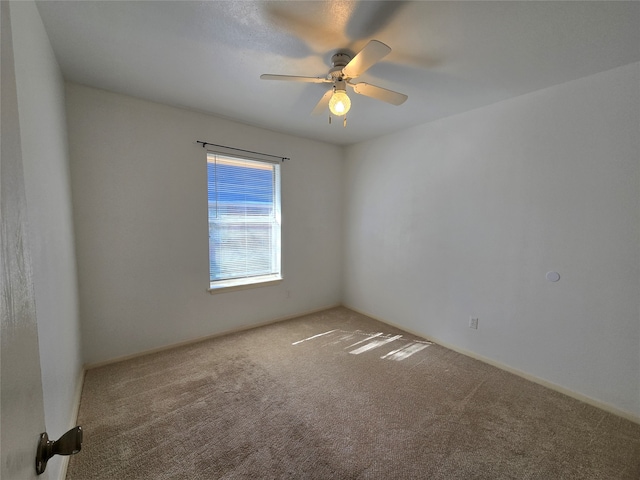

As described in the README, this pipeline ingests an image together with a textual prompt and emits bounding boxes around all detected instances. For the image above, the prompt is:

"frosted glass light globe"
[329,90,351,116]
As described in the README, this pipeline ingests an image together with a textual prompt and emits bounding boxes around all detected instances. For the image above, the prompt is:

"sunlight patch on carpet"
[291,329,338,345]
[292,329,432,361]
[349,334,403,355]
[381,342,430,361]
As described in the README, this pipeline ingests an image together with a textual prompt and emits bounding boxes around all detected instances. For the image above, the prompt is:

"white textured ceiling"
[36,1,640,146]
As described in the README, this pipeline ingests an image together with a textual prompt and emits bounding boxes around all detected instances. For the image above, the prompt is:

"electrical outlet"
[469,317,479,330]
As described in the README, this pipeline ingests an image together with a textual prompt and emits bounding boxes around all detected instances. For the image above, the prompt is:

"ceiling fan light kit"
[328,82,351,117]
[261,40,407,125]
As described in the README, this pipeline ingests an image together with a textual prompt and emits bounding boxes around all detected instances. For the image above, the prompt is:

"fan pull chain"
[327,115,347,127]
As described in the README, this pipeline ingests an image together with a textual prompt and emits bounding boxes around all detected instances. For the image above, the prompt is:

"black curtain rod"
[196,141,290,162]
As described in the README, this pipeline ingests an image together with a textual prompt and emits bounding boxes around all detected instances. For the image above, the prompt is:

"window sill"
[208,275,283,294]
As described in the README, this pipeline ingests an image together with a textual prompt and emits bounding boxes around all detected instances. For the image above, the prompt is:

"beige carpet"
[67,307,640,479]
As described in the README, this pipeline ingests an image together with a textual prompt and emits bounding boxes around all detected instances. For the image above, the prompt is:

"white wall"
[65,84,343,365]
[344,62,640,418]
[11,2,83,479]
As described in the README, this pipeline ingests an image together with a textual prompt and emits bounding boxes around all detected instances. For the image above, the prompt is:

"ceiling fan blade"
[342,40,391,78]
[311,89,334,116]
[351,82,408,105]
[260,74,329,83]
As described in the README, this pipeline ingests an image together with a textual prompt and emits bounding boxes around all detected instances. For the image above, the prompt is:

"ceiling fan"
[260,40,408,124]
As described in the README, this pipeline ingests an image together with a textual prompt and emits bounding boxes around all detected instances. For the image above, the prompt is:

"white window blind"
[207,153,281,290]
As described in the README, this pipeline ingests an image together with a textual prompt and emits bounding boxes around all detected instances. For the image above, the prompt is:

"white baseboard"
[84,304,342,370]
[344,304,640,426]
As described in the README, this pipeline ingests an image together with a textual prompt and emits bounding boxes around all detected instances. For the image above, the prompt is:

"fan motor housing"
[330,52,351,79]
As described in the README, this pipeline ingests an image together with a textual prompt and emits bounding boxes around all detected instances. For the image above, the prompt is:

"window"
[207,152,281,291]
